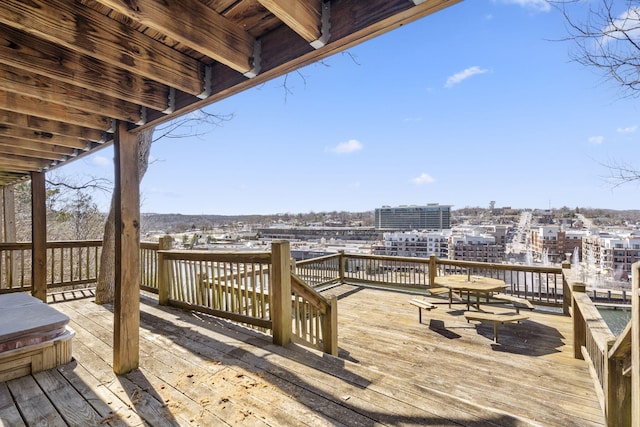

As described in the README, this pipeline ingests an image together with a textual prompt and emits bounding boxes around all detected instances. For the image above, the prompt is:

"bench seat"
[409,298,436,324]
[464,311,529,343]
[492,293,535,313]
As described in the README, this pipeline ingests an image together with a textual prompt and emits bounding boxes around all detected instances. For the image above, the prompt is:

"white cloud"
[602,7,640,46]
[329,139,363,154]
[588,136,604,144]
[445,66,489,88]
[499,0,551,12]
[410,173,436,185]
[92,155,111,166]
[617,125,637,133]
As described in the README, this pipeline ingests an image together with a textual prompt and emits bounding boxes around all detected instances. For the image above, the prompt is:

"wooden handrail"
[291,272,329,314]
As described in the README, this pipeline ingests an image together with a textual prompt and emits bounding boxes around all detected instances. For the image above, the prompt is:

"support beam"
[0,109,105,143]
[113,120,141,374]
[0,91,112,131]
[0,125,91,150]
[96,0,255,74]
[258,0,325,45]
[0,63,145,123]
[0,0,204,96]
[0,140,75,161]
[0,25,171,112]
[2,185,17,289]
[30,171,47,302]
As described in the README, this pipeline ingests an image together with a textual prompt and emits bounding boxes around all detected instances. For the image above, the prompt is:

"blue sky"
[60,0,640,215]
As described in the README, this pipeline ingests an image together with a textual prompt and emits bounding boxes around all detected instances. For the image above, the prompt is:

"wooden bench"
[492,293,535,313]
[464,311,529,343]
[409,298,437,324]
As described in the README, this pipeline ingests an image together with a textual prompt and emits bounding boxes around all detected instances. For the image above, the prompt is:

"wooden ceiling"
[0,0,460,186]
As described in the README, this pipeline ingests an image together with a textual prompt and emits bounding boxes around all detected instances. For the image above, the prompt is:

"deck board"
[0,285,606,426]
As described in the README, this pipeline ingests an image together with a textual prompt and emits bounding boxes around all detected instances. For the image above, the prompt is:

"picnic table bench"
[492,293,535,313]
[409,298,437,324]
[464,311,529,343]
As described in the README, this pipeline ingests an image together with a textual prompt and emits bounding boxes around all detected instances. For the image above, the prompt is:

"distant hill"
[140,213,271,234]
[140,210,375,234]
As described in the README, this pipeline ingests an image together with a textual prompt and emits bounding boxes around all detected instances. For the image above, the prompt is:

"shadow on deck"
[0,285,605,426]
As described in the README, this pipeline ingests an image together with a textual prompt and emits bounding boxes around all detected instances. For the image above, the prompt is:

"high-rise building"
[374,204,451,230]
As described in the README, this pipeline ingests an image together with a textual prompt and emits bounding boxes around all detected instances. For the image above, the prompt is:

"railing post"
[632,261,640,426]
[158,250,169,306]
[271,240,292,347]
[322,296,338,356]
[561,261,571,315]
[338,250,345,283]
[606,339,629,427]
[158,236,173,251]
[429,254,437,288]
[572,281,586,359]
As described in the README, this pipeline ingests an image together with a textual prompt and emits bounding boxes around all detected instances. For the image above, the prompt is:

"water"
[598,307,632,336]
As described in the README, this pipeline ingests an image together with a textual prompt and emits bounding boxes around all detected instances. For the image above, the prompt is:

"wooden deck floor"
[1,285,605,426]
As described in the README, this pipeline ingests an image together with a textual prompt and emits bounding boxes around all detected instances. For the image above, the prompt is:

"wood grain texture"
[0,285,607,426]
[113,121,140,374]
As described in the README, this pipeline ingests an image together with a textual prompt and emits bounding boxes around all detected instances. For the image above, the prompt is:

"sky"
[58,0,640,215]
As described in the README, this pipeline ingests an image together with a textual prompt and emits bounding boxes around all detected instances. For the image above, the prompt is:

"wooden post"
[30,172,47,302]
[572,282,586,360]
[632,262,640,426]
[561,261,571,315]
[338,250,345,283]
[428,254,437,288]
[157,236,172,306]
[271,240,291,347]
[322,296,338,356]
[113,121,140,375]
[2,185,17,289]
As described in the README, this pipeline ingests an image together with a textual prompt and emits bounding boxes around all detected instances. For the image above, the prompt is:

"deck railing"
[157,241,338,355]
[296,251,636,424]
[0,240,102,292]
[296,252,565,306]
[564,260,637,426]
[2,239,633,418]
[1,240,164,293]
[290,272,337,355]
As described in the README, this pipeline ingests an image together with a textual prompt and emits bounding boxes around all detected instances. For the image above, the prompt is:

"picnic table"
[434,275,506,310]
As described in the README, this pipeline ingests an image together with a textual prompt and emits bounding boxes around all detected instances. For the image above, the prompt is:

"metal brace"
[412,0,426,4]
[136,106,147,126]
[243,40,262,78]
[163,87,175,114]
[310,2,331,49]
[106,119,116,134]
[197,65,212,99]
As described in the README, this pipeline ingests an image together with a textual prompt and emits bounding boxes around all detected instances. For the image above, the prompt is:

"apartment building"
[584,232,640,280]
[450,231,505,263]
[374,204,451,230]
[372,230,451,258]
[530,226,585,264]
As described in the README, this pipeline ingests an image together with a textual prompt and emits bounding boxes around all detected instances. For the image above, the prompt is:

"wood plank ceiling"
[0,0,460,186]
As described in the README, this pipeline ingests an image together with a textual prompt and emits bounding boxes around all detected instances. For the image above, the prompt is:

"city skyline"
[59,0,640,215]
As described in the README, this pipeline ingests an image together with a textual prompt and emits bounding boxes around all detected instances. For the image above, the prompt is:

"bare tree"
[556,0,640,96]
[555,0,640,185]
[95,110,231,304]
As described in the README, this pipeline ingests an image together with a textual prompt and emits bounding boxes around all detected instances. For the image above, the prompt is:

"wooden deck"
[1,285,605,426]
